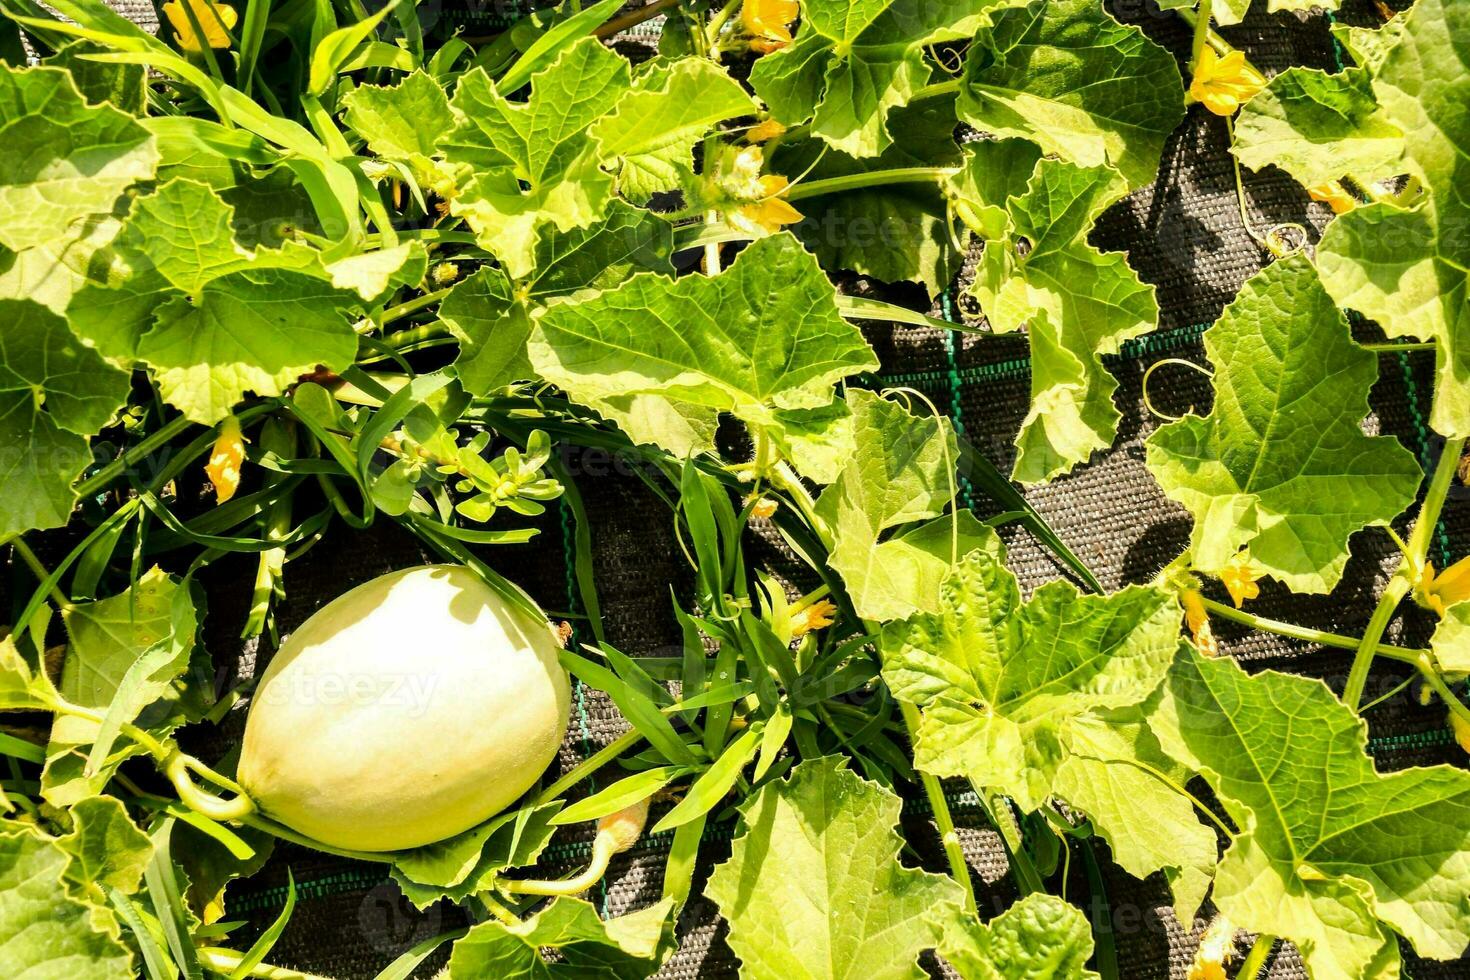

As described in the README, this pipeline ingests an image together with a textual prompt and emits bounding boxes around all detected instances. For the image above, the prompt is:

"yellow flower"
[743,0,799,53]
[731,176,803,235]
[1189,47,1266,116]
[205,416,246,504]
[789,599,836,638]
[1220,554,1260,608]
[1181,589,1218,657]
[1307,181,1357,214]
[719,146,804,236]
[1421,555,1470,615]
[1188,915,1236,980]
[747,119,788,144]
[1451,711,1470,757]
[163,0,238,53]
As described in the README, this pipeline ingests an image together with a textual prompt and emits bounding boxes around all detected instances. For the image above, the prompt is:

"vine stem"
[235,812,397,864]
[74,413,195,499]
[912,77,961,103]
[380,286,453,327]
[535,728,644,805]
[784,167,958,202]
[901,702,979,916]
[1237,933,1276,980]
[1344,436,1465,710]
[196,947,336,980]
[705,0,742,49]
[1189,0,1214,71]
[594,0,678,39]
[8,538,72,610]
[1197,597,1425,666]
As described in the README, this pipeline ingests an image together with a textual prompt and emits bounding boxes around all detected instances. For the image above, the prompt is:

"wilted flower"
[747,119,788,144]
[745,494,779,519]
[1188,915,1236,980]
[163,0,237,52]
[1181,589,1218,657]
[1189,48,1266,116]
[789,599,837,638]
[1307,181,1357,214]
[205,416,246,504]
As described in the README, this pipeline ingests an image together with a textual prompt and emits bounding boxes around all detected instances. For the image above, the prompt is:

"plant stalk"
[901,702,978,916]
[1345,436,1465,710]
[196,947,335,980]
[74,414,195,499]
[535,728,645,805]
[1237,933,1276,980]
[784,167,959,202]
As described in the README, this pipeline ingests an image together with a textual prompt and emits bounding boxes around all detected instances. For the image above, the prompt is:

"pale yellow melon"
[237,564,570,851]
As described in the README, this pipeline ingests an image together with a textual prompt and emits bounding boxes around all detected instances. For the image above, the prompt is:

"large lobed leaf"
[529,233,877,476]
[448,896,674,978]
[1317,0,1470,439]
[0,825,133,979]
[1232,67,1404,189]
[442,202,674,395]
[880,548,1211,917]
[948,140,1157,483]
[1151,649,1470,979]
[0,65,157,253]
[706,756,962,979]
[959,0,1185,191]
[814,389,999,621]
[0,299,129,537]
[751,0,1002,158]
[1145,256,1421,593]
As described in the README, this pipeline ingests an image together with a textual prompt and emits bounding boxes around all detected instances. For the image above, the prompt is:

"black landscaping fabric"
[64,1,1470,977]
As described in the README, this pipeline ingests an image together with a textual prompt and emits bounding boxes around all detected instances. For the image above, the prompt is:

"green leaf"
[881,549,1179,811]
[781,97,964,297]
[530,233,878,473]
[43,567,198,806]
[1144,256,1421,593]
[447,896,673,979]
[0,825,133,979]
[440,38,632,278]
[1431,602,1470,675]
[1052,710,1215,922]
[443,202,674,395]
[591,58,756,202]
[0,65,157,253]
[750,0,1000,157]
[1151,648,1470,978]
[0,635,59,710]
[0,299,130,537]
[1316,0,1470,439]
[1232,67,1404,189]
[814,390,997,620]
[959,0,1185,191]
[1330,13,1409,76]
[172,820,273,925]
[706,756,963,980]
[391,801,561,909]
[939,893,1100,979]
[56,796,155,939]
[948,141,1156,483]
[45,40,147,115]
[0,215,122,316]
[139,268,361,424]
[341,69,454,175]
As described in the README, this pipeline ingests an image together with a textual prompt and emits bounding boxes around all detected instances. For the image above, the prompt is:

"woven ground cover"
[1,0,1467,978]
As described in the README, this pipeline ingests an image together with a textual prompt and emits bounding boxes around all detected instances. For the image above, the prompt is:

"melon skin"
[237,564,571,852]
